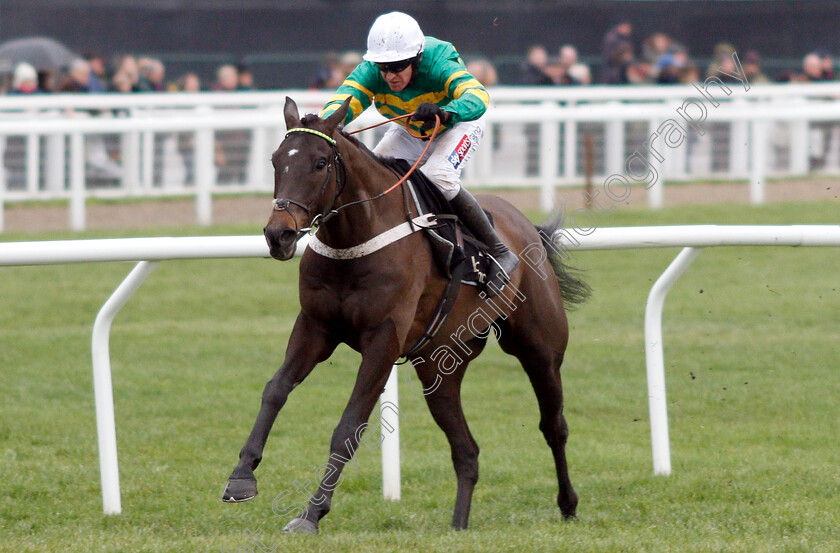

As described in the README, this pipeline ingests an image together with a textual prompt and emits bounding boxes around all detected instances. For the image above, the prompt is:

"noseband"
[272,127,346,236]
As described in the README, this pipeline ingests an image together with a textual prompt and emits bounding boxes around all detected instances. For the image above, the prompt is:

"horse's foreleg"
[223,313,337,503]
[282,323,399,534]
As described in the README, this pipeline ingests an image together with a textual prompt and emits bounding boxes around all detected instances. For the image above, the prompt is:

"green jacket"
[320,37,489,138]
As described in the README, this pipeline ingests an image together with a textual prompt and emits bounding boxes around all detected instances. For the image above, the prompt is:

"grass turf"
[1,199,838,552]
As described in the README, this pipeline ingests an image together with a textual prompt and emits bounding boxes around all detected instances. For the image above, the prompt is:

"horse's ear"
[323,97,351,132]
[284,96,301,130]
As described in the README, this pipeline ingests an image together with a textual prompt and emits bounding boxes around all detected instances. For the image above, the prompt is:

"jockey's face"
[379,64,413,92]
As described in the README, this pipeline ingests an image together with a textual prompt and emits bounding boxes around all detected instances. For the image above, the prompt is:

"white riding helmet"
[363,12,425,63]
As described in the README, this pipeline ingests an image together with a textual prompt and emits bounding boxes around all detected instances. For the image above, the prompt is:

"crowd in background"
[3,53,256,96]
[593,19,834,85]
[2,18,837,96]
[515,20,834,87]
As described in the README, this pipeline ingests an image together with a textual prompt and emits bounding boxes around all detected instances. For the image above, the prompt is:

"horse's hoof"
[282,517,319,535]
[222,478,258,502]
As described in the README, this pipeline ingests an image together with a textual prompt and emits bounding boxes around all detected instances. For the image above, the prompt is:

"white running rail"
[4,83,840,231]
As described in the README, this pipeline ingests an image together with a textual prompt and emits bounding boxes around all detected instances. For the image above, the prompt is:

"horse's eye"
[315,159,328,171]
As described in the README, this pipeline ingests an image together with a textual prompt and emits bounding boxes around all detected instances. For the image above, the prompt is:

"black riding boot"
[450,188,520,295]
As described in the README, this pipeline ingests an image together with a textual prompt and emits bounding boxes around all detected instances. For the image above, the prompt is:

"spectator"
[742,50,769,84]
[211,63,249,183]
[656,46,690,84]
[567,63,592,85]
[602,19,634,84]
[520,44,554,85]
[801,52,827,82]
[83,52,108,92]
[544,57,565,84]
[112,54,140,91]
[110,72,134,93]
[57,59,92,92]
[678,62,700,84]
[800,51,837,168]
[642,32,673,66]
[2,65,42,186]
[557,44,586,85]
[610,43,645,84]
[558,44,579,69]
[212,64,239,91]
[339,51,363,80]
[518,45,552,176]
[466,58,499,87]
[37,70,56,93]
[135,58,154,91]
[56,59,122,179]
[149,58,166,91]
[816,50,835,80]
[174,72,206,184]
[717,53,746,84]
[176,72,201,92]
[706,42,736,79]
[8,62,40,94]
[236,63,254,90]
[108,72,134,118]
[309,52,343,89]
[775,69,799,83]
[136,57,165,92]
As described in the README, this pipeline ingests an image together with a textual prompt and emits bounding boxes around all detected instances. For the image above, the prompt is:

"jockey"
[320,11,520,290]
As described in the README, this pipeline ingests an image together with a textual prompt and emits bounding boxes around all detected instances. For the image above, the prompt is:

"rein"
[347,113,441,196]
[272,112,442,236]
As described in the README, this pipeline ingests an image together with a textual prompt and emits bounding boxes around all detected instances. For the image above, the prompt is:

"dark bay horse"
[222,97,589,533]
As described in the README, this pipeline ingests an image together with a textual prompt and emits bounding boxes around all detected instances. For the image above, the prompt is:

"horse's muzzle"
[264,225,299,261]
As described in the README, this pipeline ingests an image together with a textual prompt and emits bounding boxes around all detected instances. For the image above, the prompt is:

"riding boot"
[449,188,520,295]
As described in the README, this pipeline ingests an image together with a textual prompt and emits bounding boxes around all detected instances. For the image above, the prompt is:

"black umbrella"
[0,36,79,73]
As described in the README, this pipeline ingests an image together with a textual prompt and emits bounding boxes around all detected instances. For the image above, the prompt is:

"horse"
[222,97,589,533]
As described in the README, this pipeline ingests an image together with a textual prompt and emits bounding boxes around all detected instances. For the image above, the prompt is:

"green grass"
[1,200,839,552]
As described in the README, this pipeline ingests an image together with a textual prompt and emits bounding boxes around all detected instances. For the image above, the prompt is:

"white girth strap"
[307,213,436,260]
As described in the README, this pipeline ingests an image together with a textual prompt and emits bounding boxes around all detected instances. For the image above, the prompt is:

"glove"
[411,102,451,130]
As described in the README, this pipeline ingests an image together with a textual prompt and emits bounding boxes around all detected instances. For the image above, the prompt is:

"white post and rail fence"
[1,224,838,514]
[3,83,840,231]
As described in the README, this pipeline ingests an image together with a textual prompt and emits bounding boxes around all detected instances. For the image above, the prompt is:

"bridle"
[271,127,347,237]
[271,113,442,239]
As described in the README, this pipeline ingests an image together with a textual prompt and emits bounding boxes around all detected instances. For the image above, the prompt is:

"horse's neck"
[318,137,407,249]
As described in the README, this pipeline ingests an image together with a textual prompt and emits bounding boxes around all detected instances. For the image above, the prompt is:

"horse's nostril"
[265,227,297,244]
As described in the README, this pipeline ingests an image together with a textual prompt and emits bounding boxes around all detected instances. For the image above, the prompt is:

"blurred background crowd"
[1,16,836,97]
[2,51,256,96]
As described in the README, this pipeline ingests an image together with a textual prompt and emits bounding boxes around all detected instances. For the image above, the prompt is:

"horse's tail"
[534,213,591,308]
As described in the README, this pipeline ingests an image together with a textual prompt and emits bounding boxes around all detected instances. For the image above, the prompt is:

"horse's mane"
[299,114,405,174]
[338,127,405,174]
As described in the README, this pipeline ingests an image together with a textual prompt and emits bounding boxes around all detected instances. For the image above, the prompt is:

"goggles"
[376,58,413,74]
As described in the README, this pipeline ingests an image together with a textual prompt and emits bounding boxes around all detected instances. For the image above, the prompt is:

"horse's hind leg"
[498,325,578,519]
[415,353,481,530]
[526,348,578,519]
[223,312,338,502]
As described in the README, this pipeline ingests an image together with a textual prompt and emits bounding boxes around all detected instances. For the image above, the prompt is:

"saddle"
[392,159,496,288]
